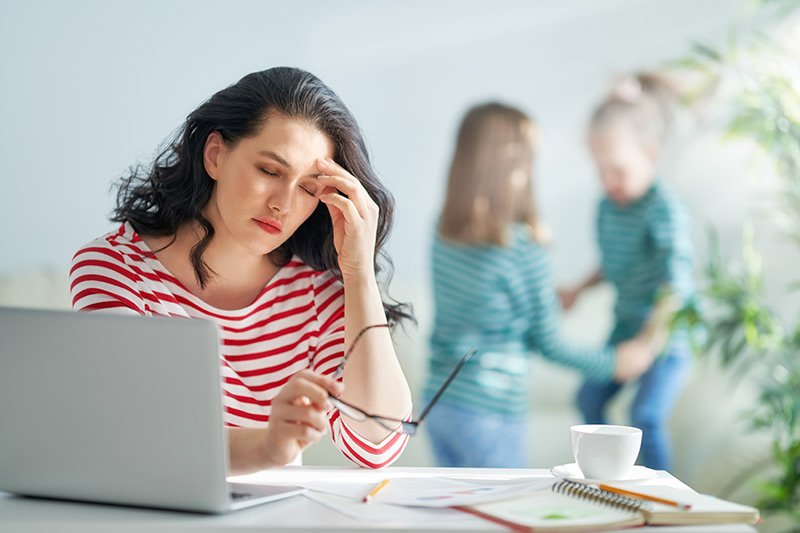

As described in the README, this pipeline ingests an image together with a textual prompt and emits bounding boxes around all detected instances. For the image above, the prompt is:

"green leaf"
[691,41,724,62]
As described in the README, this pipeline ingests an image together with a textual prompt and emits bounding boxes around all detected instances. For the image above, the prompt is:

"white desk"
[0,466,757,533]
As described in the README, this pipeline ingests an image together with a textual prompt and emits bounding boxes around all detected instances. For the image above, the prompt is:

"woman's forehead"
[243,114,335,162]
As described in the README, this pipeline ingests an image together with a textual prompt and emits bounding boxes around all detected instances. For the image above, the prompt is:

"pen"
[362,479,390,503]
[599,484,692,510]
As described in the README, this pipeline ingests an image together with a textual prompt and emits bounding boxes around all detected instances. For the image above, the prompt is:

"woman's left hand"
[316,157,379,279]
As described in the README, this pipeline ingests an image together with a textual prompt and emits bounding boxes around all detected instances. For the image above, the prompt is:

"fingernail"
[318,158,329,167]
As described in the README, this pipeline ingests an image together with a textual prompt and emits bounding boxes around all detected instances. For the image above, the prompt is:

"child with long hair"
[560,73,695,472]
[423,102,657,468]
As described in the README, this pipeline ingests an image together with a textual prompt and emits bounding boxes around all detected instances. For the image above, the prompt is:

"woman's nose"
[267,183,293,214]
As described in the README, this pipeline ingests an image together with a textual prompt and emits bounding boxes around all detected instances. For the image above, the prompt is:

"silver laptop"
[0,306,306,513]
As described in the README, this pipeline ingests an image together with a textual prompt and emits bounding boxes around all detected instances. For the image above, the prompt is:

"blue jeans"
[576,348,691,471]
[423,401,528,468]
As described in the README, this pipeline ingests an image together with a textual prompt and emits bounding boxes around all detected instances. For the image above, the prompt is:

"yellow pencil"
[599,484,693,510]
[362,479,390,503]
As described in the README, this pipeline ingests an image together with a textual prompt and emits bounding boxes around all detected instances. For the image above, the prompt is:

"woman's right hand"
[262,370,343,467]
[613,337,656,383]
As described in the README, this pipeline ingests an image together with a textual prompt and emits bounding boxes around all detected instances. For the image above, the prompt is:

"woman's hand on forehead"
[315,157,379,278]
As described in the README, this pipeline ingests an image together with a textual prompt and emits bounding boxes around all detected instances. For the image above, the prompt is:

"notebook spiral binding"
[552,479,649,513]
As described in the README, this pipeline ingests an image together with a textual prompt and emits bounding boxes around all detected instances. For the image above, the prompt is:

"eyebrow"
[258,151,291,169]
[256,151,322,180]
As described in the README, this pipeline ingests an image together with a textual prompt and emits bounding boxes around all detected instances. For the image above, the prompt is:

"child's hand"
[558,288,581,310]
[613,338,656,383]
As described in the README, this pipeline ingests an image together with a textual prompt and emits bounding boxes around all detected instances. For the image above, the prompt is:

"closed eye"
[300,185,319,197]
[260,168,279,177]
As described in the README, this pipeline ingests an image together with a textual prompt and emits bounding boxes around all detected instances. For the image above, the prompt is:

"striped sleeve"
[308,270,345,377]
[517,244,616,383]
[646,198,695,300]
[70,238,146,315]
[309,270,409,469]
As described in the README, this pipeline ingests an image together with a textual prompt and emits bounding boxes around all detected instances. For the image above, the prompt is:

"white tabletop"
[0,466,757,533]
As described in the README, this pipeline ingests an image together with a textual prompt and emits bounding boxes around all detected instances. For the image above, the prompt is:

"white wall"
[7,0,800,327]
[6,0,798,379]
[0,0,777,278]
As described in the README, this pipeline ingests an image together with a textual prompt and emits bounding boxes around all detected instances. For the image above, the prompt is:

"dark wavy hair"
[112,67,412,324]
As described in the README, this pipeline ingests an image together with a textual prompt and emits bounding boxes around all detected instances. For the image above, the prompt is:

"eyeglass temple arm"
[330,394,417,435]
[332,323,390,380]
[416,348,477,424]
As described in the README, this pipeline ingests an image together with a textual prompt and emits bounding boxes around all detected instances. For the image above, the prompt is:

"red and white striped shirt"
[70,222,408,468]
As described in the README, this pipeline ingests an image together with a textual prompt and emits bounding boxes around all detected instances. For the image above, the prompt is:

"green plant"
[669,2,800,525]
[678,226,800,520]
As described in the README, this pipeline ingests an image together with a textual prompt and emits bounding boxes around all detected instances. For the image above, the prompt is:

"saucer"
[550,463,657,484]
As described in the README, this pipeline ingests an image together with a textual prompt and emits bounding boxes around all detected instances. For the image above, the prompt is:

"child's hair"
[439,102,545,246]
[590,72,680,147]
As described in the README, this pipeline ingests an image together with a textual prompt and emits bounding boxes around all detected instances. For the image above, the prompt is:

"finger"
[280,375,332,411]
[292,369,344,398]
[316,157,358,182]
[322,197,340,224]
[320,192,361,227]
[274,418,326,446]
[316,158,375,211]
[316,174,371,217]
[315,171,359,195]
[319,184,338,197]
[276,404,329,433]
[292,395,312,407]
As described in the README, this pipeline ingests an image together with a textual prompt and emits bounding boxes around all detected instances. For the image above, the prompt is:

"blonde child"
[560,73,695,472]
[423,102,657,468]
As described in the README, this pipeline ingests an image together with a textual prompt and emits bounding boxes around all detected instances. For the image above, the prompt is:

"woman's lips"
[254,218,282,235]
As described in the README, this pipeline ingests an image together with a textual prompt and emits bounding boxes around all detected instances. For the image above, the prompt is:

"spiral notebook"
[456,479,759,532]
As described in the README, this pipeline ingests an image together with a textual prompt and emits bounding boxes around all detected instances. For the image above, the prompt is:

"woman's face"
[203,113,334,257]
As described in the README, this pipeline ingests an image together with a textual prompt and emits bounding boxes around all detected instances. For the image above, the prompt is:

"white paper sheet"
[302,492,476,523]
[295,476,556,508]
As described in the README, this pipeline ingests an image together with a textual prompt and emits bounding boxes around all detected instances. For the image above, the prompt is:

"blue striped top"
[425,225,616,416]
[598,181,694,350]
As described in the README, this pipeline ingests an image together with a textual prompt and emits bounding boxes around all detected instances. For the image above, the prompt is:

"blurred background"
[2,1,799,530]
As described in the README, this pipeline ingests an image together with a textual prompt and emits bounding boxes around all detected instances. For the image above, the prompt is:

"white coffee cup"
[570,424,642,480]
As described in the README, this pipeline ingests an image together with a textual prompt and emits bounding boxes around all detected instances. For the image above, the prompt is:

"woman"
[70,67,413,473]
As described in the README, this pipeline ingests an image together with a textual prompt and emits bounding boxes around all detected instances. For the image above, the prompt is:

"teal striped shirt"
[425,225,615,416]
[598,181,694,349]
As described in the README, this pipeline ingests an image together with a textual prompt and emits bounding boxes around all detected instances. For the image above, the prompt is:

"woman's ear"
[203,131,225,181]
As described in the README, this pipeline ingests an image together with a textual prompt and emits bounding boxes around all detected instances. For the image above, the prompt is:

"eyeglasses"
[329,323,477,436]
[332,323,393,380]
